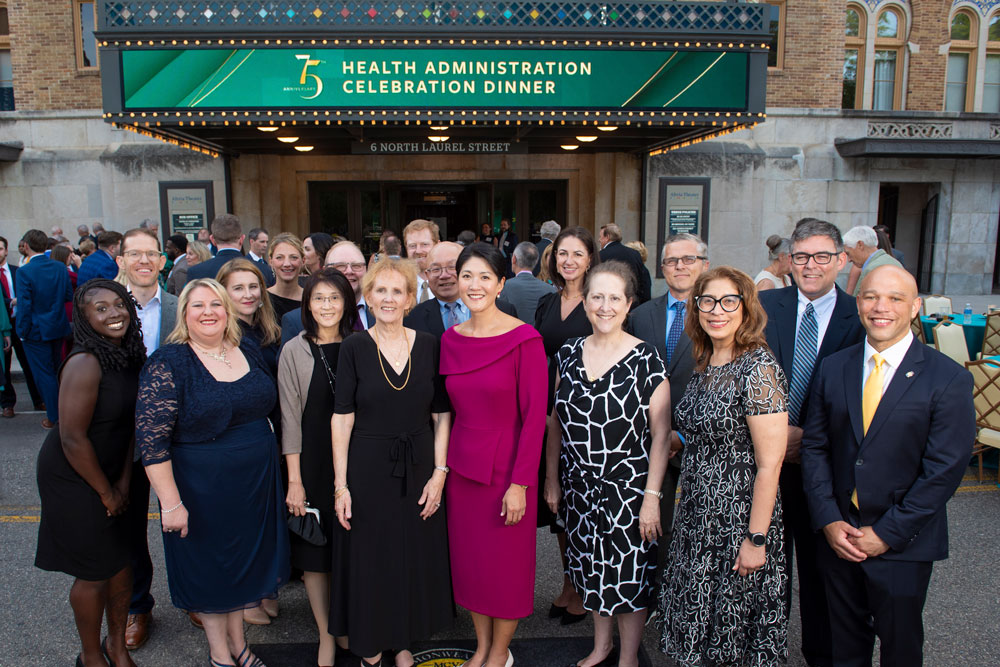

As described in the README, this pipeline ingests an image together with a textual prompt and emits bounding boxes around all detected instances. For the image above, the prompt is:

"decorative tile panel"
[867,121,953,139]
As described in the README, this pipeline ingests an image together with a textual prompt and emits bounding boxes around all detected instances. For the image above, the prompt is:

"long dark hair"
[307,233,336,271]
[301,268,357,342]
[547,226,601,290]
[72,279,147,372]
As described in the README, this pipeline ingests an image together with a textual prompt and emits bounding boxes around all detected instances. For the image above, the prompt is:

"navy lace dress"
[135,339,289,613]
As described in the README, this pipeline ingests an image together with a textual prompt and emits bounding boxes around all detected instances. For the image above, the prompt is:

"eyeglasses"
[695,294,743,313]
[310,294,343,305]
[122,250,161,260]
[426,264,457,277]
[662,255,707,268]
[790,251,839,265]
[327,262,366,273]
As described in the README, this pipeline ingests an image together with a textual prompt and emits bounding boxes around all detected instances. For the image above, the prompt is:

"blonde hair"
[215,258,282,347]
[361,257,419,315]
[267,232,305,260]
[625,240,648,263]
[167,278,243,348]
[402,218,441,245]
[186,241,212,264]
[538,244,553,283]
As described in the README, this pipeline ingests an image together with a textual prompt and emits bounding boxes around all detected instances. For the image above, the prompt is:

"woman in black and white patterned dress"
[546,262,671,667]
[657,266,789,667]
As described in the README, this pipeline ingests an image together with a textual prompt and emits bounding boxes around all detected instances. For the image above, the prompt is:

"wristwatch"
[747,531,766,547]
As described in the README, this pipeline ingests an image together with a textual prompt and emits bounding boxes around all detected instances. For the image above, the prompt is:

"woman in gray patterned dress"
[657,266,789,667]
[545,262,672,667]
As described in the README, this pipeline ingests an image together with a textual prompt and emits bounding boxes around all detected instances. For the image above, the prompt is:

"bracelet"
[434,465,450,474]
[643,489,663,499]
[334,486,349,498]
[161,501,184,514]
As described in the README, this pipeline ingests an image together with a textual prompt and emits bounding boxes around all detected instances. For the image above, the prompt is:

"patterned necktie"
[665,301,686,364]
[444,302,460,329]
[788,302,819,426]
[419,281,431,304]
[353,304,365,331]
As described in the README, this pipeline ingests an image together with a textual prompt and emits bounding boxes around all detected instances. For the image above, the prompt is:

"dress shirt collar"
[862,332,913,392]
[515,270,533,277]
[129,283,162,309]
[437,298,470,327]
[248,250,262,262]
[356,295,371,330]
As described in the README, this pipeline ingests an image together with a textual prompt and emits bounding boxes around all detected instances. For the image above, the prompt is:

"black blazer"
[600,241,651,304]
[185,248,243,284]
[251,256,276,287]
[629,293,695,415]
[759,285,865,424]
[801,340,974,561]
[404,297,517,338]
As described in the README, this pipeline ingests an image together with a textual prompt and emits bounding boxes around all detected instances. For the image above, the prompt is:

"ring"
[435,503,441,508]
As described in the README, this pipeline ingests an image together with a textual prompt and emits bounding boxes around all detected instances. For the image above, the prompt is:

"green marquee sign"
[120,47,748,111]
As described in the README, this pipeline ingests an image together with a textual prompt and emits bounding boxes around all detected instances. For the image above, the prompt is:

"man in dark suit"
[801,264,974,666]
[533,220,560,277]
[14,230,73,428]
[599,223,651,304]
[247,227,276,287]
[0,235,45,417]
[404,241,516,337]
[629,232,708,586]
[186,214,245,284]
[759,219,866,667]
[76,230,123,285]
[503,242,555,324]
[497,218,518,278]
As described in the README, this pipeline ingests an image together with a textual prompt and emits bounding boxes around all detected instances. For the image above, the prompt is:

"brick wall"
[766,0,845,109]
[907,0,949,111]
[8,1,102,110]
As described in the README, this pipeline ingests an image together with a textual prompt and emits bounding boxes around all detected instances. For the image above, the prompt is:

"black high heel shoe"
[548,603,567,619]
[101,636,116,667]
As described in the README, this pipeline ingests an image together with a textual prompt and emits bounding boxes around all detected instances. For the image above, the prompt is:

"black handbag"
[287,504,326,546]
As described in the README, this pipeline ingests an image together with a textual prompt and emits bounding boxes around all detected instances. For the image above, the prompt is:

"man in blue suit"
[76,230,123,285]
[801,265,974,666]
[185,214,245,284]
[14,230,72,428]
[759,219,866,667]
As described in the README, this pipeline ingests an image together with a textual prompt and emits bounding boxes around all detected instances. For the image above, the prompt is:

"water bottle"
[964,303,973,325]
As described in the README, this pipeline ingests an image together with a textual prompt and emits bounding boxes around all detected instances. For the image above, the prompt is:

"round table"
[921,314,986,358]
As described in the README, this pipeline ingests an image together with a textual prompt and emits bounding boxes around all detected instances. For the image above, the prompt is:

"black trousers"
[125,458,155,614]
[817,538,933,667]
[780,462,833,667]
[1,320,43,409]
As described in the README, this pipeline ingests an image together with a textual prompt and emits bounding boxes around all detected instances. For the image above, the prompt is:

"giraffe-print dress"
[555,337,666,615]
[657,345,788,667]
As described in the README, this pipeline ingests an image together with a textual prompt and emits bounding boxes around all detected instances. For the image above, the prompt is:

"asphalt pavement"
[1,379,998,667]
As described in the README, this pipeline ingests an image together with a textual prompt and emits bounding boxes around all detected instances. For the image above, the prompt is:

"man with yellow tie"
[801,264,974,666]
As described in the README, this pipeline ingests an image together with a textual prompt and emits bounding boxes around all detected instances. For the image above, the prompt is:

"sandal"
[234,644,267,667]
[101,637,117,667]
[211,660,237,667]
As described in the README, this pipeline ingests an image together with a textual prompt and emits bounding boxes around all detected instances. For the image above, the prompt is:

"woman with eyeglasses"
[657,266,789,667]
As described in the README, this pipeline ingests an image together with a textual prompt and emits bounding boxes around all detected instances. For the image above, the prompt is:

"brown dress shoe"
[41,418,55,429]
[125,612,151,650]
[188,611,204,628]
[2,407,13,418]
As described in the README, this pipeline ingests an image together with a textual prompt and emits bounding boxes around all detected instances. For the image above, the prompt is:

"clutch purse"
[287,504,326,546]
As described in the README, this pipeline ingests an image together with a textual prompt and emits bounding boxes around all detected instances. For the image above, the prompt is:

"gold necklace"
[373,326,411,391]
[191,341,232,368]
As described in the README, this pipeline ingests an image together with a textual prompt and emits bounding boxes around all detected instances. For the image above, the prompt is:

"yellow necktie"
[854,353,886,510]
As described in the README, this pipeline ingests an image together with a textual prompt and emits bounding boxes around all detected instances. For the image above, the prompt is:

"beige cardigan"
[276,331,318,456]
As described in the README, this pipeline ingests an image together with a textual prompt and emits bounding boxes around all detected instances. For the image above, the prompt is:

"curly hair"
[72,279,147,372]
[687,266,769,372]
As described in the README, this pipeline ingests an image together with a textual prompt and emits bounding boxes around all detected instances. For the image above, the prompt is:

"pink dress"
[440,324,548,619]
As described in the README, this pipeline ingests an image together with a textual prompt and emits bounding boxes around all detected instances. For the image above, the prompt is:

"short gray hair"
[539,220,561,241]
[661,233,708,262]
[791,219,844,253]
[513,241,539,269]
[842,225,878,249]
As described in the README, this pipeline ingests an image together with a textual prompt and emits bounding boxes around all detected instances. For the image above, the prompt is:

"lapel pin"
[905,371,914,378]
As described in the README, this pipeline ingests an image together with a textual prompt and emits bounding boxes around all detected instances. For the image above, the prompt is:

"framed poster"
[656,178,710,278]
[159,181,216,244]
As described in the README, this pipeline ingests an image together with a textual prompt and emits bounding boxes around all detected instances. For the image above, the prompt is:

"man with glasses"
[404,241,517,337]
[280,241,374,344]
[630,232,708,590]
[759,219,865,667]
[116,228,178,651]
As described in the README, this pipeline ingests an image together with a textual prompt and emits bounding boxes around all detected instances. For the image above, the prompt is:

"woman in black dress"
[36,279,146,667]
[278,269,357,667]
[332,257,454,667]
[267,233,305,321]
[534,226,601,624]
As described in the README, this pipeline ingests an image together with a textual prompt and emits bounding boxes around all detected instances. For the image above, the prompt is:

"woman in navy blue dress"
[136,278,289,667]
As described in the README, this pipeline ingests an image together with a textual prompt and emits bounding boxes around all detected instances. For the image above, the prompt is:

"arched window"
[987,12,1000,112]
[946,9,978,111]
[843,5,867,109]
[872,7,905,110]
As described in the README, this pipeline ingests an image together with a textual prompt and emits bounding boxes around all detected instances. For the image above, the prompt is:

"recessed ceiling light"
[294,145,314,152]
[257,126,279,132]
[560,144,579,150]
[277,136,299,143]
[597,125,618,132]
[428,135,450,142]
[576,135,598,142]
[430,125,449,131]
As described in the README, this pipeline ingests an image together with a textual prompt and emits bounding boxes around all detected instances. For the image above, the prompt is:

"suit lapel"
[860,341,925,448]
[842,345,865,445]
[670,333,692,375]
[652,295,669,362]
[429,303,445,337]
[775,289,797,373]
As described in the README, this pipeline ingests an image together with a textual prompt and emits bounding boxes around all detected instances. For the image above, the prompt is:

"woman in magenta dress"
[440,243,547,667]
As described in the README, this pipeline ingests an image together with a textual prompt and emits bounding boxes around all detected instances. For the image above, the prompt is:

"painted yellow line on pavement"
[956,485,999,493]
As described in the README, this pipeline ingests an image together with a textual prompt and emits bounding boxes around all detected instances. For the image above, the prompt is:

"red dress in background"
[440,324,547,619]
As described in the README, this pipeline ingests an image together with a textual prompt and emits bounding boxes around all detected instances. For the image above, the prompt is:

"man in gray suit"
[117,228,178,649]
[629,232,709,587]
[503,242,555,324]
[843,225,903,296]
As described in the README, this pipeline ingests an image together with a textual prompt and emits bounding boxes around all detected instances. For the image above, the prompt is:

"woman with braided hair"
[35,278,147,667]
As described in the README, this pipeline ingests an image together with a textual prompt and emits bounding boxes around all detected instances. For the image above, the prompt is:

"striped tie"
[665,301,685,364]
[788,303,818,426]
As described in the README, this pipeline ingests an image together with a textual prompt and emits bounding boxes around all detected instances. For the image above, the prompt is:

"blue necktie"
[788,302,818,426]
[444,302,460,329]
[665,301,686,364]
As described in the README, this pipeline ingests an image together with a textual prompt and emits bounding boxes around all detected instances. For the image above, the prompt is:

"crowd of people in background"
[0,212,974,667]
